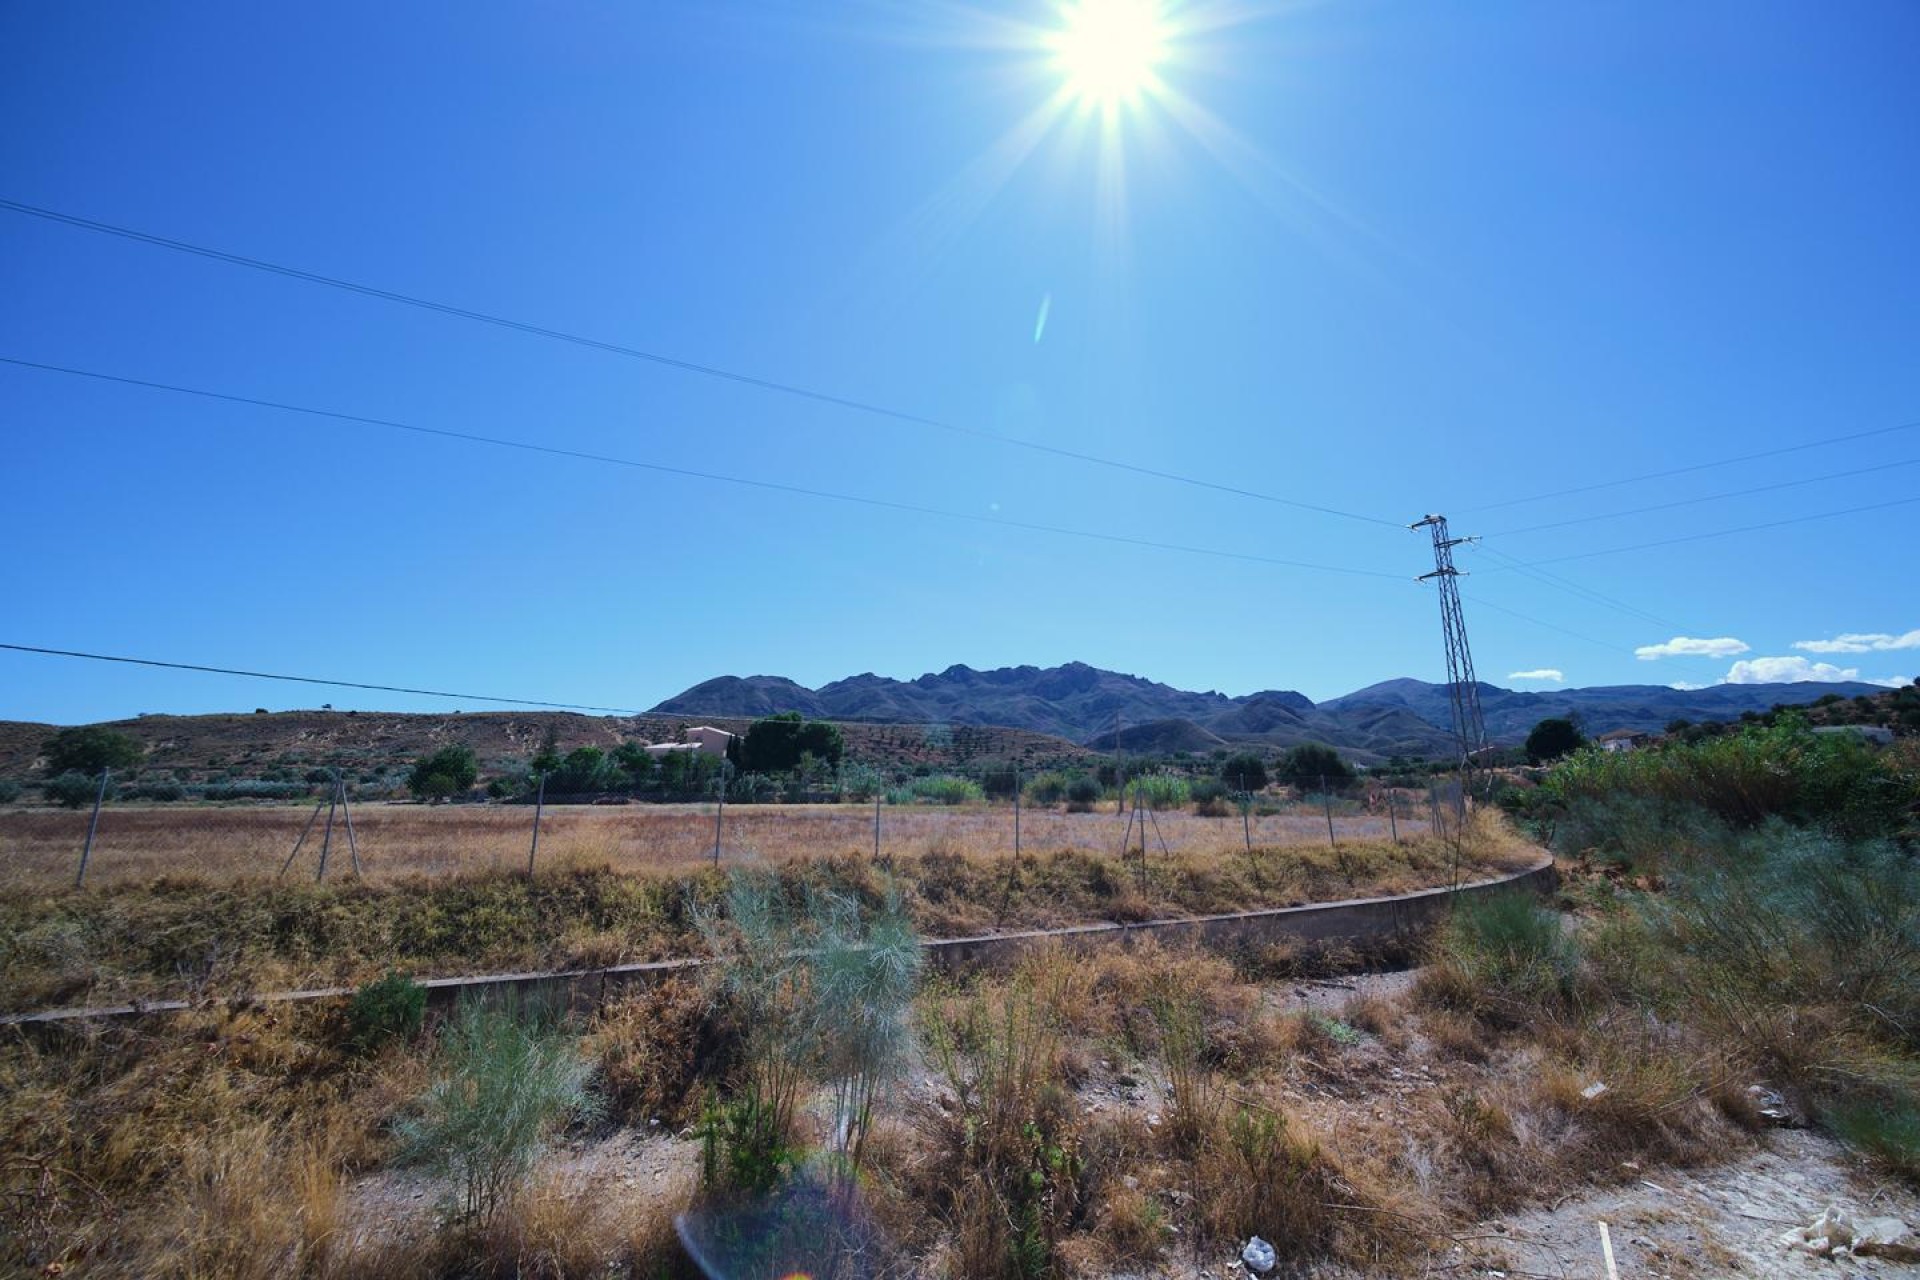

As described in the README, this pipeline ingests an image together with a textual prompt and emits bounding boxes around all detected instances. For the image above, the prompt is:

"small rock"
[1145,1113,1162,1128]
[1580,1081,1608,1101]
[1122,1175,1140,1191]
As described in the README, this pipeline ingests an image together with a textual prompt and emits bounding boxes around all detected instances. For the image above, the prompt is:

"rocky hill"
[654,661,1896,760]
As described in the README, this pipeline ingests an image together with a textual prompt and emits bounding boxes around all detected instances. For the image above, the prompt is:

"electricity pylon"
[1412,514,1489,795]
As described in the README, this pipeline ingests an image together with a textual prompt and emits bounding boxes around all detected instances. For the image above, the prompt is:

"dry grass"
[0,798,1439,891]
[0,812,1540,1014]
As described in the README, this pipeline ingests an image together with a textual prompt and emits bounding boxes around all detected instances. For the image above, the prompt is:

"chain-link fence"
[0,761,1472,891]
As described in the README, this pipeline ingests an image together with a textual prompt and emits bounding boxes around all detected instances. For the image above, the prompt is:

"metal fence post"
[527,771,546,876]
[1387,787,1399,844]
[1013,766,1021,860]
[1321,774,1336,848]
[76,767,109,888]
[873,793,882,861]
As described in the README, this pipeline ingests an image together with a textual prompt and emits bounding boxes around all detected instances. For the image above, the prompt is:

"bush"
[1126,773,1189,811]
[905,775,985,806]
[398,998,596,1225]
[1023,772,1070,807]
[1828,1097,1920,1180]
[43,771,108,809]
[1419,890,1576,1021]
[1220,752,1268,793]
[408,744,479,801]
[1064,776,1102,813]
[1278,743,1355,792]
[1536,716,1912,840]
[1190,777,1230,816]
[0,778,22,805]
[347,971,427,1053]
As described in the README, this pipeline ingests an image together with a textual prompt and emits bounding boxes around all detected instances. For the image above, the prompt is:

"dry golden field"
[0,799,1434,891]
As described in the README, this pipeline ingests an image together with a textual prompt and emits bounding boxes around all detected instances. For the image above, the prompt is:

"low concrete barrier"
[3,854,1555,1027]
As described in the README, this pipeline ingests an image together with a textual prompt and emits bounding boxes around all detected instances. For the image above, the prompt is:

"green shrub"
[1278,743,1354,792]
[1023,772,1070,807]
[1126,773,1190,811]
[408,744,479,801]
[1220,752,1268,793]
[1537,716,1912,840]
[1191,777,1230,816]
[347,970,426,1053]
[0,779,21,805]
[1827,1097,1920,1180]
[698,1086,796,1196]
[43,771,107,809]
[1422,890,1576,1019]
[398,998,596,1224]
[1064,776,1102,812]
[906,775,985,805]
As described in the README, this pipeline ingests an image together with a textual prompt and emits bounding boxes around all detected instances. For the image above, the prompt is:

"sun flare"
[1047,0,1172,109]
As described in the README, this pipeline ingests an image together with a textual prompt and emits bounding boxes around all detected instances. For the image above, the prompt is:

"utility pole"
[1412,514,1490,799]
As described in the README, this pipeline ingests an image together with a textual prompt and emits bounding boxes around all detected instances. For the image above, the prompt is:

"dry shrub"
[587,977,719,1127]
[1093,1180,1170,1263]
[1337,991,1411,1054]
[1419,1007,1494,1063]
[1192,1102,1364,1264]
[1534,1016,1749,1173]
[919,983,1088,1279]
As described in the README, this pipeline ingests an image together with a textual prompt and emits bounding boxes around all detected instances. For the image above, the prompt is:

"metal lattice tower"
[1412,514,1489,787]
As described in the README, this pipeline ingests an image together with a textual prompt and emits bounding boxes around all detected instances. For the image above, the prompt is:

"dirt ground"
[336,967,1919,1277]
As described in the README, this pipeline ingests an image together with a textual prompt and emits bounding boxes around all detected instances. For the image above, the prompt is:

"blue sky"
[3,1,1916,724]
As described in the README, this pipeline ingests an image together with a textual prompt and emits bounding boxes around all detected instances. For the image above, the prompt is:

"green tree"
[612,741,655,786]
[530,725,562,776]
[1277,742,1354,791]
[1219,751,1269,792]
[1524,717,1585,765]
[548,745,623,794]
[41,726,143,777]
[408,744,479,801]
[796,719,845,767]
[739,711,804,773]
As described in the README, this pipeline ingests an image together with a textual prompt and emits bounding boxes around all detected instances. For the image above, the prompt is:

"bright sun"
[1047,0,1172,109]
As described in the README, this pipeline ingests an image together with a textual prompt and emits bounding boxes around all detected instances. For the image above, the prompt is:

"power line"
[1480,494,1920,570]
[1483,456,1920,537]
[0,643,646,713]
[1457,594,1626,654]
[1472,544,1685,631]
[0,354,1411,583]
[1458,416,1920,514]
[0,195,1402,530]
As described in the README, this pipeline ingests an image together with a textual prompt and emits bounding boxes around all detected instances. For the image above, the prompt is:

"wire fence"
[0,765,1472,891]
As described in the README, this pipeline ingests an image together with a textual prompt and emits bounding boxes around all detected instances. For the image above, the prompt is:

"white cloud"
[1668,682,1708,692]
[1508,668,1564,682]
[1792,630,1920,654]
[1722,656,1865,685]
[1869,675,1915,689]
[1635,636,1750,661]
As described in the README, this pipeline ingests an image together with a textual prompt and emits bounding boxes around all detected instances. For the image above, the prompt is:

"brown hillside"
[0,710,1094,780]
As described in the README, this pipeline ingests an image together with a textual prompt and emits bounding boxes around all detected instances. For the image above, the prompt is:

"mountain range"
[652,662,1888,763]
